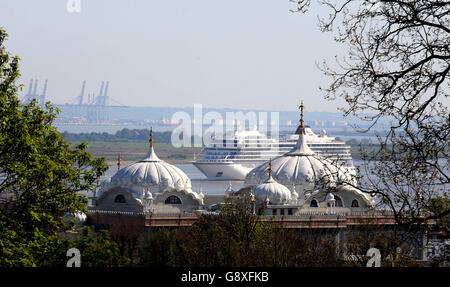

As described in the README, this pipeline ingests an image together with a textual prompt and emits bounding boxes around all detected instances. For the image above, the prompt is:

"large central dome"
[245,101,344,196]
[245,131,337,193]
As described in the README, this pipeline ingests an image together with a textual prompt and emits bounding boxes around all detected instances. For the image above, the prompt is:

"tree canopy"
[293,0,449,233]
[0,28,113,266]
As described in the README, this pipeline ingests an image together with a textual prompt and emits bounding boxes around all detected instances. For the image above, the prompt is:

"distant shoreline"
[82,140,377,164]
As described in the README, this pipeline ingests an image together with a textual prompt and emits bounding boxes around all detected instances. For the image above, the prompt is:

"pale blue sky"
[0,0,348,112]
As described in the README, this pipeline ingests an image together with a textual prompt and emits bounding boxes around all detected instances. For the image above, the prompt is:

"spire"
[149,126,154,148]
[264,158,276,183]
[299,100,305,134]
[268,158,273,179]
[117,153,121,170]
[289,101,314,155]
[141,126,160,162]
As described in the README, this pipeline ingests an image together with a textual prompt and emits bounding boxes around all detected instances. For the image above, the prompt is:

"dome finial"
[149,126,154,148]
[289,101,314,155]
[268,158,273,179]
[299,100,305,134]
[140,126,161,162]
[117,153,121,170]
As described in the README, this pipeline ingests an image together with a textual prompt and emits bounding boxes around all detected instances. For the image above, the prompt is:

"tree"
[344,220,420,267]
[109,217,145,263]
[71,227,131,267]
[0,28,108,266]
[140,191,344,267]
[292,0,449,236]
[141,228,184,267]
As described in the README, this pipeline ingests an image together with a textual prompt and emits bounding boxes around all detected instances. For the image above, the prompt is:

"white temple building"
[84,104,432,263]
[244,101,374,215]
[92,128,204,215]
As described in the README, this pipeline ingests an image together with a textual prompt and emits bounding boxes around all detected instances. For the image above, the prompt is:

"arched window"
[165,195,182,204]
[335,195,343,207]
[310,199,318,208]
[114,194,126,203]
[351,199,360,207]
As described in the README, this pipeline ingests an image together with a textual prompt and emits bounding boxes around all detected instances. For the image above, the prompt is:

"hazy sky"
[0,0,349,112]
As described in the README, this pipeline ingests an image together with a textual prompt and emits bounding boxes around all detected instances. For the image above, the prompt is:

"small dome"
[326,192,335,202]
[64,212,87,226]
[252,175,292,205]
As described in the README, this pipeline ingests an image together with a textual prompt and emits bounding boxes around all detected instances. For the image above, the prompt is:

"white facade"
[244,124,374,212]
[94,138,204,215]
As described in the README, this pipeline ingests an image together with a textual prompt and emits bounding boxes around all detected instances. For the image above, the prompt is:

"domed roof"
[252,176,292,205]
[64,212,87,226]
[111,147,191,192]
[109,129,191,196]
[245,101,341,194]
[325,192,335,202]
[251,160,292,205]
[245,131,337,191]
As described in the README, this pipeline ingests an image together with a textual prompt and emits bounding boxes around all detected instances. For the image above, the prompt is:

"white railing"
[87,209,145,216]
[87,209,396,218]
[350,210,395,216]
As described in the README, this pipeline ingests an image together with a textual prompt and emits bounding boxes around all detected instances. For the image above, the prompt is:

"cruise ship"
[192,125,355,180]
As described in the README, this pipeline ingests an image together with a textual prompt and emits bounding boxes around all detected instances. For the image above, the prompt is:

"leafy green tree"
[141,228,183,267]
[344,222,420,267]
[71,227,131,267]
[0,28,108,266]
[141,191,344,267]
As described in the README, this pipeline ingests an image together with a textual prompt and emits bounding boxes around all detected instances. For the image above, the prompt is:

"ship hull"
[192,162,255,180]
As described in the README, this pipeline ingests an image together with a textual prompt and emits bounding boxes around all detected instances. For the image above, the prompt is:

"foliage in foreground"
[0,27,113,266]
[140,192,421,267]
[292,0,449,236]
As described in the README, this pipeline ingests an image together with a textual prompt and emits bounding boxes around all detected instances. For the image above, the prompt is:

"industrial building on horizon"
[24,78,48,108]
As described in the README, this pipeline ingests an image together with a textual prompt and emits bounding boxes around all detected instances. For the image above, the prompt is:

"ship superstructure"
[193,126,355,180]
